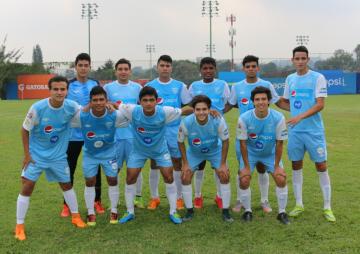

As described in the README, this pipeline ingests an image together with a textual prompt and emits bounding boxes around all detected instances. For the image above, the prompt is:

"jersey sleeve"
[276,115,288,140]
[177,120,188,142]
[22,106,38,131]
[163,106,182,124]
[283,77,290,99]
[315,74,328,98]
[223,82,231,102]
[228,84,237,105]
[115,110,130,127]
[118,104,136,122]
[188,84,194,99]
[269,83,280,103]
[217,117,229,141]
[70,111,81,128]
[180,83,192,104]
[236,117,248,140]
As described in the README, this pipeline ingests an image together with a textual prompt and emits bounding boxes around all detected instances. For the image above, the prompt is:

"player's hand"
[209,109,221,118]
[287,116,302,127]
[218,163,229,179]
[22,154,35,171]
[82,104,90,112]
[274,165,285,175]
[181,164,192,179]
[106,103,116,112]
[241,166,251,176]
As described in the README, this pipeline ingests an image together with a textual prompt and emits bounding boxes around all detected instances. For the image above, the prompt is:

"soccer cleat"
[94,201,105,214]
[193,196,203,209]
[119,212,135,224]
[222,209,234,223]
[183,209,194,222]
[147,198,160,210]
[232,200,243,213]
[242,211,253,222]
[169,212,182,224]
[214,195,223,209]
[261,201,273,213]
[277,212,290,225]
[134,196,145,209]
[87,214,96,226]
[323,209,336,222]
[109,212,118,224]
[176,198,185,210]
[60,204,70,217]
[14,224,26,241]
[289,205,305,217]
[71,213,87,228]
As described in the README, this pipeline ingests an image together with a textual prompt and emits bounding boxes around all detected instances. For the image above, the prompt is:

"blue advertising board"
[5,82,18,100]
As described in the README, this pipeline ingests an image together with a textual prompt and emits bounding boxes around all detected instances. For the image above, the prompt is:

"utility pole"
[81,3,98,57]
[202,1,219,58]
[227,14,236,71]
[146,44,155,80]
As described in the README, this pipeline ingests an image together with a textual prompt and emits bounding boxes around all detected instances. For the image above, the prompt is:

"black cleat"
[222,209,234,223]
[183,208,194,222]
[242,211,253,222]
[277,212,290,225]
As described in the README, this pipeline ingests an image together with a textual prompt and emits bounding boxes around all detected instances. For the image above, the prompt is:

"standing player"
[15,76,86,241]
[118,87,192,224]
[61,53,104,217]
[237,86,289,224]
[277,46,335,222]
[228,55,280,213]
[146,55,192,210]
[178,95,233,222]
[188,57,231,209]
[104,59,144,208]
[71,86,129,226]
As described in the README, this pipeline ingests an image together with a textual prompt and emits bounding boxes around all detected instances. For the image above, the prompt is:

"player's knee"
[182,177,191,185]
[163,174,173,184]
[20,179,35,196]
[60,182,73,191]
[107,177,118,186]
[274,174,287,188]
[218,173,229,184]
[256,163,266,174]
[126,174,137,185]
[240,175,251,189]
[315,161,327,172]
[292,161,303,170]
[85,177,96,187]
[172,158,181,170]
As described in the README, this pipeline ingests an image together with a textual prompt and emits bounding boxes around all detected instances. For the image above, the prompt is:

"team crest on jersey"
[255,141,264,149]
[156,98,164,105]
[86,131,96,139]
[241,98,249,105]
[44,125,53,133]
[249,133,257,139]
[201,147,210,153]
[294,100,302,109]
[192,138,201,146]
[94,141,103,148]
[291,90,296,97]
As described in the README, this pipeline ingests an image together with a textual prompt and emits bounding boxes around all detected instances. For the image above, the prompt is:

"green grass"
[1,95,360,253]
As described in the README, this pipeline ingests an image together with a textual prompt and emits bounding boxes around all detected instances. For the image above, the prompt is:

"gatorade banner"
[17,74,55,99]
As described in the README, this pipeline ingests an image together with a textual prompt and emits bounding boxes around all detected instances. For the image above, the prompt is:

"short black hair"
[191,95,211,109]
[200,57,216,69]
[90,86,107,100]
[48,76,69,89]
[250,86,272,102]
[75,53,91,65]
[242,55,259,66]
[115,58,131,69]
[139,86,158,100]
[292,46,309,57]
[157,55,172,64]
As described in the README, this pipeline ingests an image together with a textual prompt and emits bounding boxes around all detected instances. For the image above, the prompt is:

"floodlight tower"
[81,3,99,57]
[146,44,155,80]
[202,1,219,58]
[296,35,309,46]
[227,14,236,71]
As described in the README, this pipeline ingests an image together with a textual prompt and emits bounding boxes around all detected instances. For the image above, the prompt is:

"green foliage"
[315,49,356,71]
[32,44,43,65]
[172,60,200,85]
[91,59,116,80]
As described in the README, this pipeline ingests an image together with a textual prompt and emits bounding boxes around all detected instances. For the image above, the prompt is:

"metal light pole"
[227,14,236,71]
[296,35,309,46]
[146,44,155,80]
[202,1,219,58]
[206,44,216,55]
[81,3,98,57]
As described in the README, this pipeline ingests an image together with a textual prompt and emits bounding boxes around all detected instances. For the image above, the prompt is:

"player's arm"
[223,103,233,113]
[21,107,37,169]
[222,82,232,114]
[177,122,191,177]
[70,111,81,128]
[276,97,290,111]
[118,104,135,123]
[274,116,288,170]
[218,117,230,176]
[181,106,194,116]
[237,117,250,170]
[287,97,325,126]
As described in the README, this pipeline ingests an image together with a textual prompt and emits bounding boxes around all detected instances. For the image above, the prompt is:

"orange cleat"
[147,198,160,210]
[94,201,105,214]
[14,224,26,241]
[71,213,87,228]
[60,204,70,217]
[176,198,185,210]
[194,195,203,209]
[214,195,223,209]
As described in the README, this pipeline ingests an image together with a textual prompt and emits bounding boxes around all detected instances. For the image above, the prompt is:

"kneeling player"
[237,86,289,224]
[71,86,129,226]
[178,95,233,222]
[118,86,192,224]
[15,76,86,241]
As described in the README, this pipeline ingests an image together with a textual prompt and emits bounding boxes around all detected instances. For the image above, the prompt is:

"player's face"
[243,61,259,78]
[292,52,309,73]
[200,64,216,82]
[140,95,157,115]
[253,93,269,113]
[194,102,209,123]
[49,81,68,105]
[90,94,107,113]
[115,63,131,83]
[157,60,172,80]
[75,60,91,79]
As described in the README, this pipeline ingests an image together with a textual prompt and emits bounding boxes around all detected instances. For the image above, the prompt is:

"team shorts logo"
[156,98,164,105]
[137,127,145,134]
[241,98,249,105]
[50,135,59,143]
[201,147,210,153]
[249,133,257,139]
[109,159,118,171]
[294,100,302,109]
[317,147,325,156]
[164,153,171,161]
[291,90,296,97]
[192,138,201,146]
[143,137,152,144]
[86,131,96,139]
[94,141,104,148]
[44,125,53,133]
[255,141,264,149]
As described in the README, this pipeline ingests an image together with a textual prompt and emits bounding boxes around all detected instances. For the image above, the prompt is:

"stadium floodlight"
[226,14,236,71]
[296,35,309,46]
[202,1,220,58]
[146,44,156,80]
[205,44,216,54]
[81,3,99,57]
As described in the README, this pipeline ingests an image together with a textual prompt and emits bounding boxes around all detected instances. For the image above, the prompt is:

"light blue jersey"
[67,78,99,141]
[22,98,80,162]
[283,70,327,133]
[189,79,230,114]
[229,78,279,115]
[104,80,142,140]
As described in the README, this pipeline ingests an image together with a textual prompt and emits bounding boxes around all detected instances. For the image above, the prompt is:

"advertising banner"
[17,74,55,99]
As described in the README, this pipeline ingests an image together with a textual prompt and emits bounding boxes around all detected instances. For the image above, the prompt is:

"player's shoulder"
[241,109,253,120]
[129,80,143,88]
[87,78,100,85]
[190,80,202,87]
[64,98,80,109]
[257,78,272,86]
[286,72,297,80]
[215,79,228,85]
[31,98,48,110]
[309,70,325,80]
[145,78,158,87]
[269,108,285,120]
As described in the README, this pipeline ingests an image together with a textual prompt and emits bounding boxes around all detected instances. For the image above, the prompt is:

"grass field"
[1,95,360,254]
